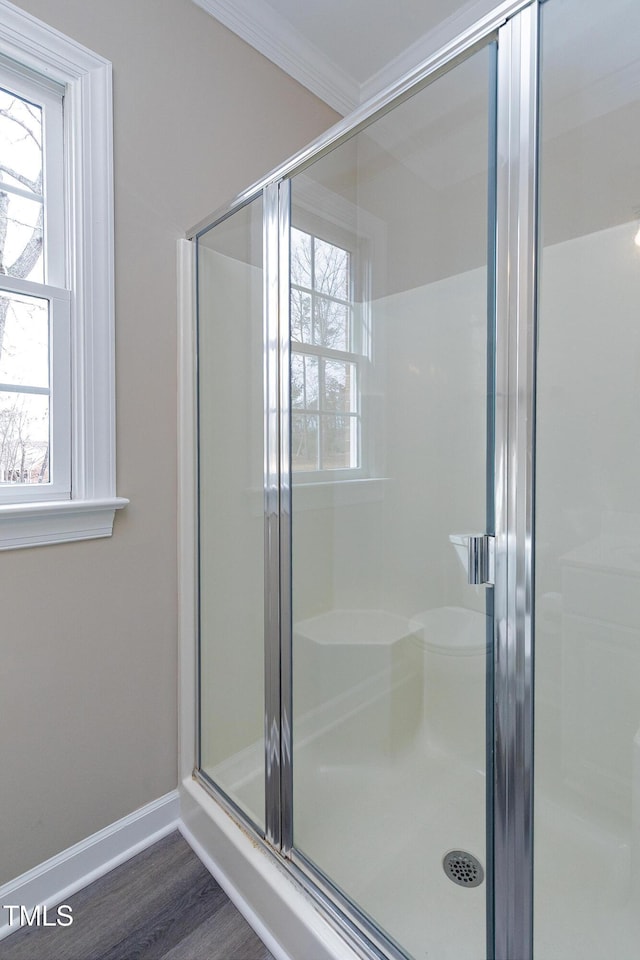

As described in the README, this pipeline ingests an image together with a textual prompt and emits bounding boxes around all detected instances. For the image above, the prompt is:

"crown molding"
[193,0,505,116]
[193,0,357,115]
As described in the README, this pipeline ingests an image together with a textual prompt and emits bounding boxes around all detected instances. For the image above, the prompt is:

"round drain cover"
[443,850,484,888]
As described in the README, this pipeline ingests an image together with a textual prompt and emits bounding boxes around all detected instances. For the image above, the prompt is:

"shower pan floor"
[291,735,486,960]
[230,728,639,960]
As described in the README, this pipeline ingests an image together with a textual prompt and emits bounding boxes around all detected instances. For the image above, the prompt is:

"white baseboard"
[0,790,180,942]
[0,784,360,959]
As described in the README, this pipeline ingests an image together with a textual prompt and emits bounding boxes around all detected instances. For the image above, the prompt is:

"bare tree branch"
[0,162,41,195]
[0,192,8,270]
[0,101,41,148]
[0,96,48,484]
[8,204,43,279]
[0,297,11,366]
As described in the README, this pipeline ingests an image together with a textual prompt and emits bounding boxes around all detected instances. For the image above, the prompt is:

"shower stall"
[180,0,640,957]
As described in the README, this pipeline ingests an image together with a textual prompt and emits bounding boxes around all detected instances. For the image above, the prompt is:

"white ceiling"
[192,0,501,114]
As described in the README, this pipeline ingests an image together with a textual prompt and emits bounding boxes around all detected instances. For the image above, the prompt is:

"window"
[0,64,69,500]
[0,0,127,549]
[290,226,363,478]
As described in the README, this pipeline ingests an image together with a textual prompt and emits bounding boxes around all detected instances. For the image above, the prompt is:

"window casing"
[0,0,127,549]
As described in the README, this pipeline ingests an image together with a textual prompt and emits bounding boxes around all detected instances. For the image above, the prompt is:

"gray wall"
[0,0,337,884]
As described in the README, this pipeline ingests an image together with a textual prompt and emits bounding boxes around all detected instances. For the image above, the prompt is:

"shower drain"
[443,850,484,888]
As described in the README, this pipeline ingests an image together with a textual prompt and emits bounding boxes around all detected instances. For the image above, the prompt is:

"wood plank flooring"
[0,831,275,960]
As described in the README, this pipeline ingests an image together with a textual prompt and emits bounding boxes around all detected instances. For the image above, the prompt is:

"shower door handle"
[467,534,495,586]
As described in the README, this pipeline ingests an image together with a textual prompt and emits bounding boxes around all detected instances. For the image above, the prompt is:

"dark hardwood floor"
[0,832,275,960]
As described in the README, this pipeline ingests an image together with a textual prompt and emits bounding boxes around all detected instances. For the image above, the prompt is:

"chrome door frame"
[264,180,282,848]
[493,5,538,959]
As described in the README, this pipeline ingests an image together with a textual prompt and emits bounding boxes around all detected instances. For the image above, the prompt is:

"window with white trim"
[0,64,69,500]
[0,0,127,550]
[290,226,365,479]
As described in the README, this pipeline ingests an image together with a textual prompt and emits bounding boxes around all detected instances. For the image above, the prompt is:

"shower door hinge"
[467,534,495,586]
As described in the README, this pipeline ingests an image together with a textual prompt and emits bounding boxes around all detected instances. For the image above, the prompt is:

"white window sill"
[0,497,129,550]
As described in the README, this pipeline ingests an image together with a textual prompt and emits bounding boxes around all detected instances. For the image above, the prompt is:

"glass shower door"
[288,44,496,960]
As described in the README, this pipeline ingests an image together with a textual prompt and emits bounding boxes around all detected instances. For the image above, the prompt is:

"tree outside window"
[290,227,360,475]
[0,85,50,485]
